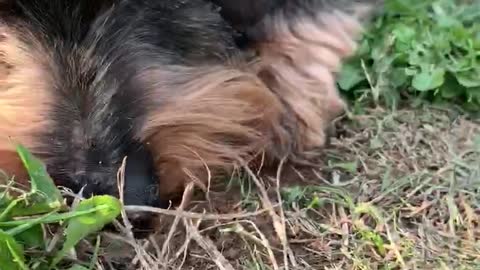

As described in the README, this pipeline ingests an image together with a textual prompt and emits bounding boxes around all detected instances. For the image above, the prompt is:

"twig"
[243,165,280,270]
[123,205,276,220]
[332,176,350,248]
[116,157,152,269]
[227,221,281,263]
[274,157,297,269]
[160,182,195,260]
[185,218,236,270]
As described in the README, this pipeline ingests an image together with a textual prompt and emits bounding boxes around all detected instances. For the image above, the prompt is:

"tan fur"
[0,150,30,187]
[139,66,290,198]
[141,6,373,198]
[252,5,370,151]
[0,26,53,181]
[0,6,372,202]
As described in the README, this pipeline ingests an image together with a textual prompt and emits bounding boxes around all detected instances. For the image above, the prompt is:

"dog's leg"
[242,0,378,154]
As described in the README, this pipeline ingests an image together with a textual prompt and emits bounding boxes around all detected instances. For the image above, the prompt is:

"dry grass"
[85,106,479,270]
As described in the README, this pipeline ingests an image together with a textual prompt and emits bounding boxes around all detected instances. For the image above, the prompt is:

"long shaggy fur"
[139,0,377,199]
[0,24,53,185]
[138,65,288,199]
[0,0,378,209]
[250,1,374,151]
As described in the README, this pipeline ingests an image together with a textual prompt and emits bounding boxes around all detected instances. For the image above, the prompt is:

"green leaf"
[8,200,59,217]
[385,0,429,15]
[390,68,408,88]
[5,145,66,217]
[356,39,371,56]
[307,196,321,209]
[412,68,446,91]
[5,210,56,241]
[392,24,416,44]
[0,191,13,209]
[336,0,479,111]
[13,224,44,249]
[337,63,365,91]
[5,192,64,217]
[436,15,459,28]
[0,207,112,227]
[456,71,480,88]
[281,186,305,205]
[432,3,460,28]
[358,229,386,256]
[0,198,22,221]
[15,144,63,205]
[440,74,463,99]
[0,229,27,270]
[329,161,358,174]
[51,195,121,267]
[459,3,480,23]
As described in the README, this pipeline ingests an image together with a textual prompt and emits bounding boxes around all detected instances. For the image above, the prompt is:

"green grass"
[0,145,122,270]
[338,0,480,112]
[1,0,480,269]
[179,107,480,270]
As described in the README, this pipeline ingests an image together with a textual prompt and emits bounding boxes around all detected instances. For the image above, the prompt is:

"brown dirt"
[90,106,480,270]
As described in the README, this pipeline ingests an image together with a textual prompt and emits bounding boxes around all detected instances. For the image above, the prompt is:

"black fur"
[0,0,240,208]
[207,0,283,48]
[210,0,283,31]
[211,0,380,46]
[1,0,377,214]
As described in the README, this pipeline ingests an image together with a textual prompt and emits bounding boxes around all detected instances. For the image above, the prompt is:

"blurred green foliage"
[338,0,480,112]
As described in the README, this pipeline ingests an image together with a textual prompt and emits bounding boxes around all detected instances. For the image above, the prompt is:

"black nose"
[123,143,166,208]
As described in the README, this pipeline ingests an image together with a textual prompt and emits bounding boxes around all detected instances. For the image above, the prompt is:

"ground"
[81,105,479,270]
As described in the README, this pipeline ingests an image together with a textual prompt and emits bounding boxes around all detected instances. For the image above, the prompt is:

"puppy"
[144,0,378,197]
[0,0,377,222]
